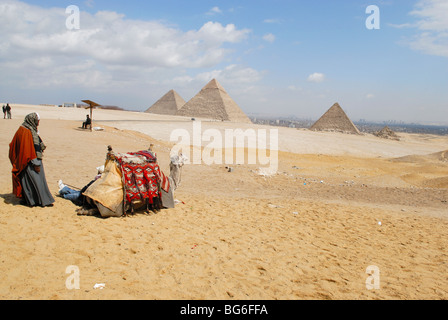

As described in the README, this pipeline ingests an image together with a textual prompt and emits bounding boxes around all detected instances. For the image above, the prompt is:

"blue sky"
[1,0,447,124]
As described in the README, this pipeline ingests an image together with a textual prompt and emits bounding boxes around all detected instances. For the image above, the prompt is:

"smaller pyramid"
[310,103,361,134]
[145,90,186,115]
[176,79,252,123]
[374,126,400,141]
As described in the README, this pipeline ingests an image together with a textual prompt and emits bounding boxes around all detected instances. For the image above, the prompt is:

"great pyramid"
[176,79,252,124]
[145,90,186,115]
[310,103,361,134]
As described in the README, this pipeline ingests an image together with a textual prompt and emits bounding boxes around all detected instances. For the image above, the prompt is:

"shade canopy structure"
[81,100,101,131]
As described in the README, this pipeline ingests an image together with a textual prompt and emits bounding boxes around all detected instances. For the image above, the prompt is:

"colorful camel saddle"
[110,150,170,205]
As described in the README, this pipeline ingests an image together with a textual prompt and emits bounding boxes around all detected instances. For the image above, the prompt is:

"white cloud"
[411,0,448,32]
[0,0,262,110]
[388,23,413,29]
[195,64,263,85]
[366,93,375,99]
[0,1,252,91]
[263,33,276,43]
[409,32,448,57]
[206,6,222,15]
[408,0,448,57]
[195,21,250,45]
[307,73,326,83]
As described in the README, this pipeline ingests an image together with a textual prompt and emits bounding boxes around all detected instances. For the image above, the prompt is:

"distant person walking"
[2,105,6,119]
[9,112,55,207]
[6,103,11,119]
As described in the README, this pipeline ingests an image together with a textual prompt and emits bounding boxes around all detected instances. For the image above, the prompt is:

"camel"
[78,146,188,217]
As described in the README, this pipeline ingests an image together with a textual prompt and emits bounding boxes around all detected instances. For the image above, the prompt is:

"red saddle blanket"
[113,150,169,204]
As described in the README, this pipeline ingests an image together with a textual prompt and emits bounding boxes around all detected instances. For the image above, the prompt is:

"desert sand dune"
[0,104,447,300]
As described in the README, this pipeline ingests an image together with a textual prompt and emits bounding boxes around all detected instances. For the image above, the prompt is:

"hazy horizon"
[3,101,448,127]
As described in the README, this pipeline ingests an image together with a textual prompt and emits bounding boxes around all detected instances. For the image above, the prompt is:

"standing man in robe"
[5,103,11,119]
[9,112,55,207]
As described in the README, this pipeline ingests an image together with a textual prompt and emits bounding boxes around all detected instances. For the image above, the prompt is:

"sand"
[0,104,447,300]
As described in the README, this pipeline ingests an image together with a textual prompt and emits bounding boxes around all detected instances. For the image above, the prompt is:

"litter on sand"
[93,283,106,290]
[255,167,277,177]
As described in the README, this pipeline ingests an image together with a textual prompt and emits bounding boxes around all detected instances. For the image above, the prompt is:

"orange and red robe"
[9,126,37,198]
